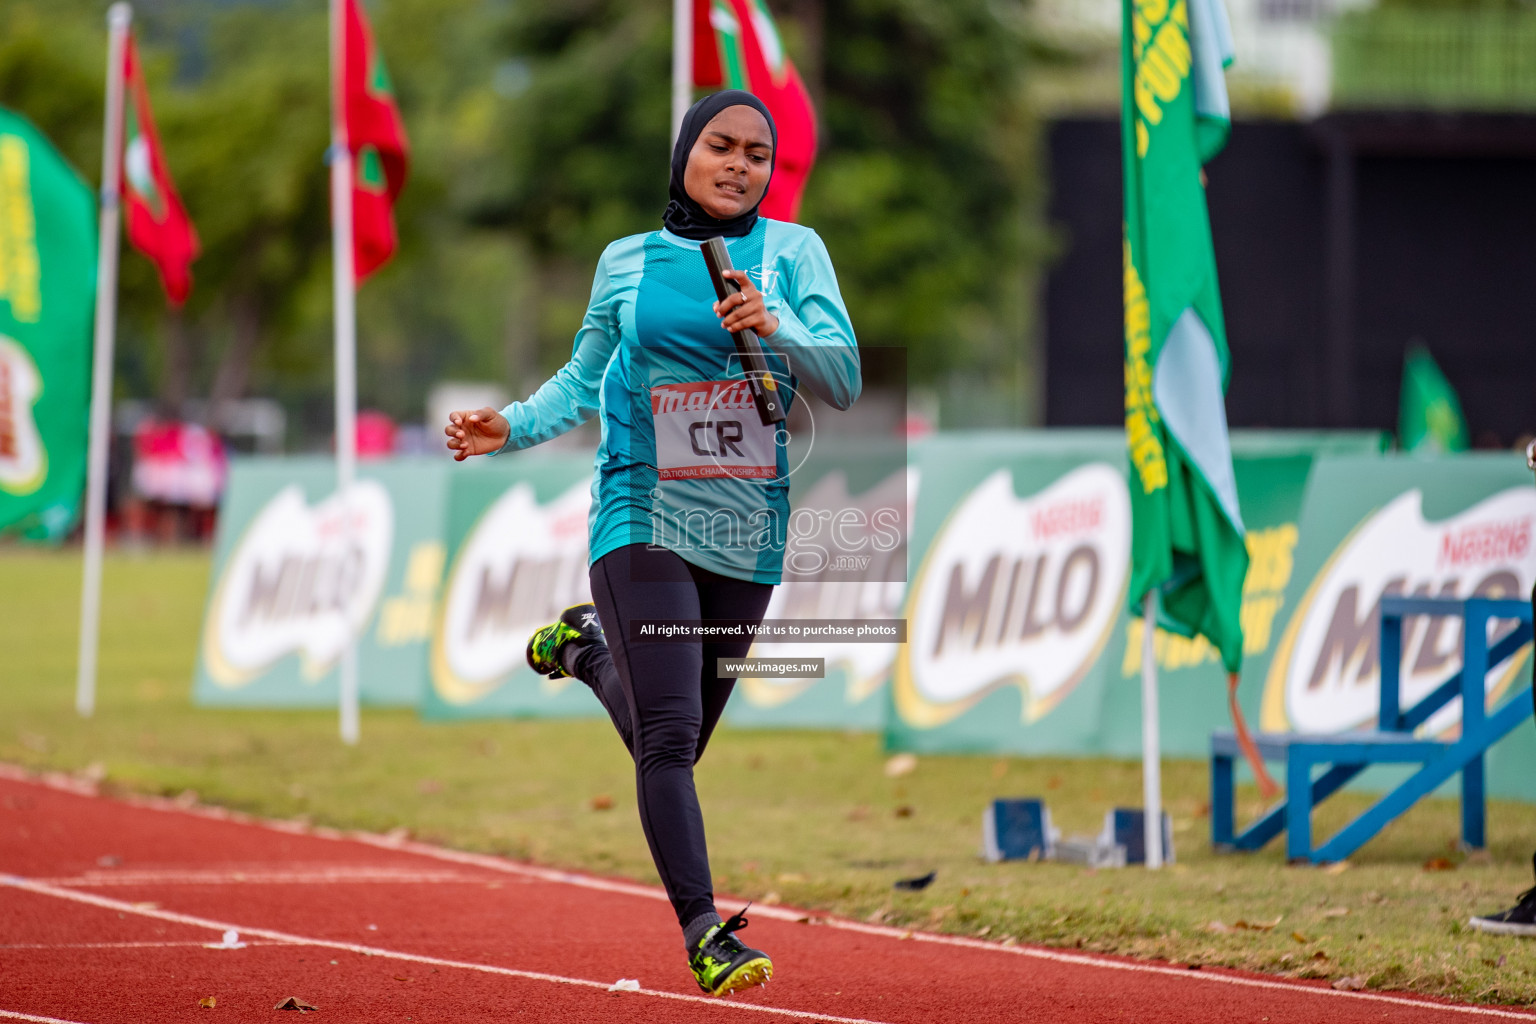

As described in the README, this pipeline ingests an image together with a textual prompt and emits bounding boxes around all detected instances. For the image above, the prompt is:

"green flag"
[1121,0,1248,672]
[0,107,96,540]
[1398,344,1468,453]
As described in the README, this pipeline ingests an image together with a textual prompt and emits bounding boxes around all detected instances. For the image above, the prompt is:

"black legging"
[567,543,773,931]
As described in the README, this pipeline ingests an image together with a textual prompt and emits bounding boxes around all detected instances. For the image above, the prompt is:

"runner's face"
[683,107,773,220]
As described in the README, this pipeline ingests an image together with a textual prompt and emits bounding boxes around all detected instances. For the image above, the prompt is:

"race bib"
[651,379,778,480]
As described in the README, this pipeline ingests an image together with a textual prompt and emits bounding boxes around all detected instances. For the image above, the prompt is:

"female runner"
[444,90,861,995]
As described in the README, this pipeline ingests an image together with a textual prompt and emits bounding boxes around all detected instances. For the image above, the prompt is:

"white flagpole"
[671,0,692,144]
[329,0,360,745]
[76,1,132,719]
[1141,590,1163,869]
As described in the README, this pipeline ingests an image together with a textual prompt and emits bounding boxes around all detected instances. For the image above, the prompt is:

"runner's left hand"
[714,270,779,339]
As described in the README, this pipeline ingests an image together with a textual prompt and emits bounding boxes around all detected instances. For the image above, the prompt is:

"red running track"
[1,767,1531,1024]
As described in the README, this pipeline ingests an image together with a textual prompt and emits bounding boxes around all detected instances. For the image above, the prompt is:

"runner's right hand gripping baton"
[701,236,786,427]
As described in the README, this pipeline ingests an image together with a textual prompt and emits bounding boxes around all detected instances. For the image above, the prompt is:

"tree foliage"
[479,0,1048,401]
[809,0,1046,386]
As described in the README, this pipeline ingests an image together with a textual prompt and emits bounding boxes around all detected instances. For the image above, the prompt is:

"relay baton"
[701,236,786,428]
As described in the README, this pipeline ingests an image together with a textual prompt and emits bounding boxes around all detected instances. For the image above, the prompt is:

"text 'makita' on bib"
[650,379,778,481]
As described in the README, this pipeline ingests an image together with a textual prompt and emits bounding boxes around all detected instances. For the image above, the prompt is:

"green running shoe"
[525,604,603,680]
[688,907,773,996]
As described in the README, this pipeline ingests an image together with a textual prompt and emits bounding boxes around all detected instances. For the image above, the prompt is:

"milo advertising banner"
[886,431,1387,756]
[0,108,96,541]
[193,457,448,707]
[726,440,914,730]
[888,432,1135,753]
[1255,455,1536,800]
[421,456,601,720]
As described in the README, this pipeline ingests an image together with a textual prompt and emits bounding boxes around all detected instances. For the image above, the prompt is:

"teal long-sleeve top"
[493,218,861,584]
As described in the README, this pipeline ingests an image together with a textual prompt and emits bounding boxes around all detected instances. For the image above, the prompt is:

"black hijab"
[662,90,777,240]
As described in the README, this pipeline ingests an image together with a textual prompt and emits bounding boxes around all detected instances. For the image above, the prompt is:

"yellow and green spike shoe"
[525,604,603,680]
[688,907,773,996]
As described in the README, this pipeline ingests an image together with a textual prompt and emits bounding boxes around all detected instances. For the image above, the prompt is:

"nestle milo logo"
[241,544,372,625]
[895,465,1130,727]
[202,482,395,687]
[931,537,1105,657]
[464,556,584,643]
[1264,488,1536,736]
[432,480,593,705]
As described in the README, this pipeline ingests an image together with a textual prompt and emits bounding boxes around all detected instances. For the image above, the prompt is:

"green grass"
[4,548,1536,1005]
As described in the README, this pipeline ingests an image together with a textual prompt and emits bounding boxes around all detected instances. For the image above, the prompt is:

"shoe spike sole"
[712,958,773,997]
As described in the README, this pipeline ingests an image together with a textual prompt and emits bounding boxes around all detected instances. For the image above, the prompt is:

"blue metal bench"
[1212,596,1533,863]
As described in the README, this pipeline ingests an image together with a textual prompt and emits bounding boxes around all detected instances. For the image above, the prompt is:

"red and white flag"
[692,0,817,222]
[122,35,199,307]
[337,0,409,283]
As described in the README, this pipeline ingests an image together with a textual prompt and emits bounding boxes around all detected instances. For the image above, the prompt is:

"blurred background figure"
[354,411,398,460]
[125,414,227,544]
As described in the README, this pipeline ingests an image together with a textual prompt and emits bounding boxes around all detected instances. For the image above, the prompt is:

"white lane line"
[37,868,478,887]
[0,1011,95,1024]
[0,874,890,1024]
[7,767,1535,1021]
[0,941,284,950]
[345,833,1536,1021]
[351,831,688,900]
